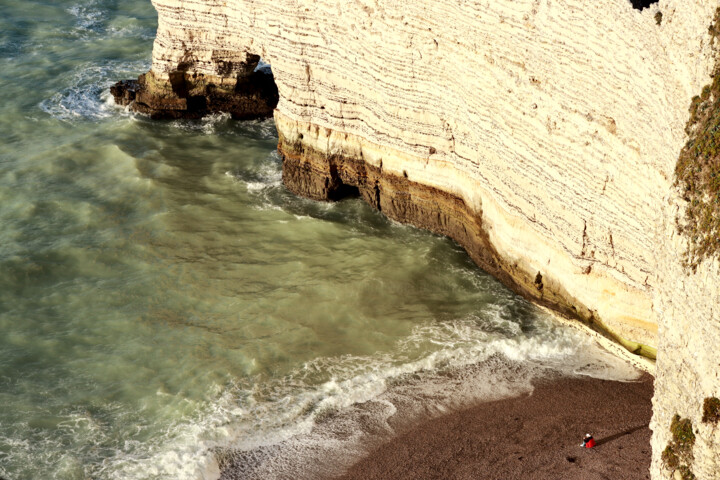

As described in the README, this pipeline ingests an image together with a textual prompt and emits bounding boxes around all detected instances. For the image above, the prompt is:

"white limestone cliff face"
[652,200,720,479]
[142,0,720,477]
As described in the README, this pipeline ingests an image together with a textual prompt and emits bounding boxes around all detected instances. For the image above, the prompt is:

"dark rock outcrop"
[111,69,278,120]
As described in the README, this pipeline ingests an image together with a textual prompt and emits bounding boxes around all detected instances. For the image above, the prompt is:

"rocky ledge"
[111,56,278,119]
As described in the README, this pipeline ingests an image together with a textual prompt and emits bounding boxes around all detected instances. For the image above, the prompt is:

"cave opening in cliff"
[329,183,361,201]
[629,0,658,10]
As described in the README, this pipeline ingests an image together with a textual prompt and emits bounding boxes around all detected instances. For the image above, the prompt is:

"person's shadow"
[595,424,649,447]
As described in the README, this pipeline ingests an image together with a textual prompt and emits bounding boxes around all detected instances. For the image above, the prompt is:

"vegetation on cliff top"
[675,8,720,269]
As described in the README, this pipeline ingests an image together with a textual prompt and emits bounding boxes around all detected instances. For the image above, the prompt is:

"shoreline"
[215,342,650,480]
[337,373,653,480]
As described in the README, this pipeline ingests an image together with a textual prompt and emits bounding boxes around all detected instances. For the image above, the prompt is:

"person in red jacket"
[581,433,596,448]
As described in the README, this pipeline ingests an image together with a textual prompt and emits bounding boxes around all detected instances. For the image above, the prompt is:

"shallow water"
[0,1,640,479]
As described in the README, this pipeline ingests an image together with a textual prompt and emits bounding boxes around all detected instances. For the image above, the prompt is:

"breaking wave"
[100,312,639,480]
[39,60,149,122]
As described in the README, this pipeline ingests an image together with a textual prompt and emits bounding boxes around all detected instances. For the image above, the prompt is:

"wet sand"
[338,374,653,480]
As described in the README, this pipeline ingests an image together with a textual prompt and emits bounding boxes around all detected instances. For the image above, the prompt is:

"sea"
[0,1,642,479]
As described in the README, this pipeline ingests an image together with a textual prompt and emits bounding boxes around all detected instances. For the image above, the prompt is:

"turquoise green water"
[0,2,640,479]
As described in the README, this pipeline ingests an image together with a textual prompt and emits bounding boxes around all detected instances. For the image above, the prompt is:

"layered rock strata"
[276,112,656,358]
[116,0,720,477]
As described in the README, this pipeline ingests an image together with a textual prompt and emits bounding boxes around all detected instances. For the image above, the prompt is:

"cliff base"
[278,130,656,362]
[110,70,278,120]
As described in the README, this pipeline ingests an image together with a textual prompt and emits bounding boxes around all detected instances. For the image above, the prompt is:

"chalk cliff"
[114,0,720,477]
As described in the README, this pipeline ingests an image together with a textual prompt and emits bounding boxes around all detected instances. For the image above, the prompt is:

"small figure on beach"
[581,433,596,448]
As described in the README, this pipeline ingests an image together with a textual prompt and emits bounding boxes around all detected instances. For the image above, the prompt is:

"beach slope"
[339,375,653,480]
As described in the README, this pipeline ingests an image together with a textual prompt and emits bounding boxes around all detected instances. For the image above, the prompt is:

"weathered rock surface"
[111,57,278,119]
[117,0,720,477]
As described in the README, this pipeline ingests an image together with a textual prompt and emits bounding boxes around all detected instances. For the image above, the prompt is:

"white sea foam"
[66,0,155,40]
[246,163,282,192]
[169,114,278,141]
[106,20,157,40]
[170,113,233,135]
[67,1,103,33]
[0,254,640,480]
[225,150,285,211]
[39,60,150,122]
[236,117,279,141]
[93,311,641,480]
[209,318,639,480]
